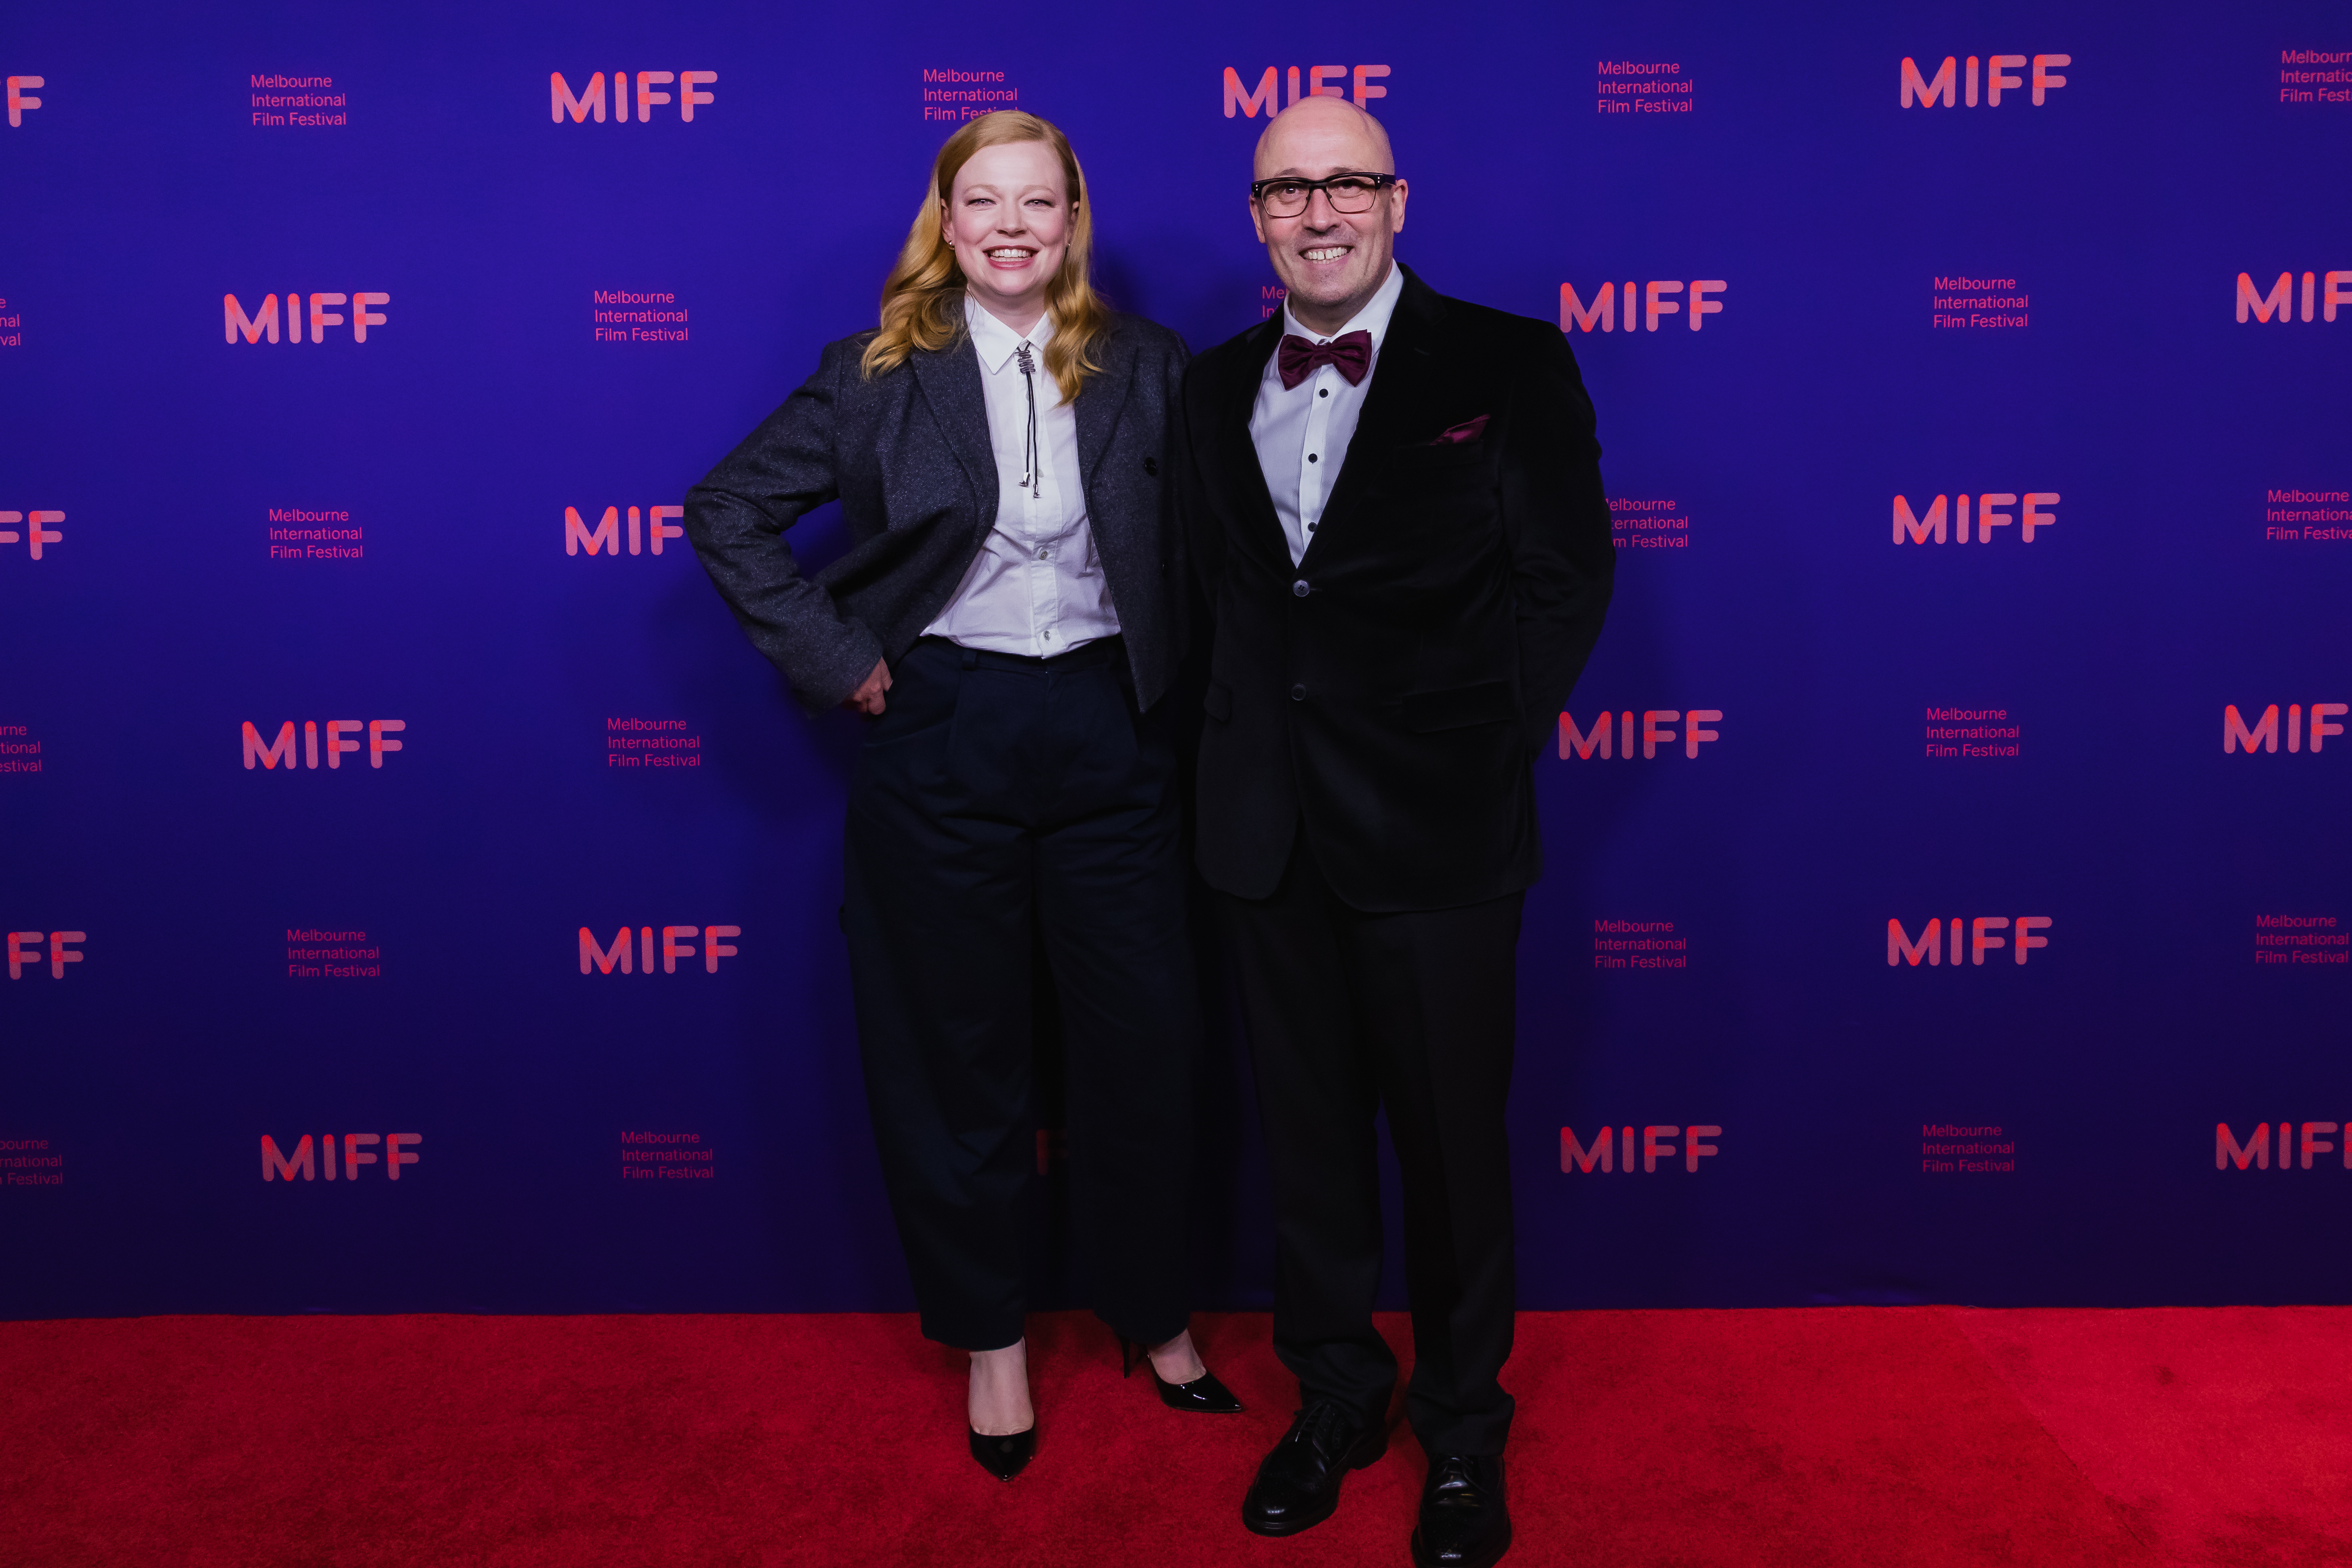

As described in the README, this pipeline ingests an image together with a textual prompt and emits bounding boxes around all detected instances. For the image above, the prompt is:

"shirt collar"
[1279,261,1403,352]
[964,293,1055,374]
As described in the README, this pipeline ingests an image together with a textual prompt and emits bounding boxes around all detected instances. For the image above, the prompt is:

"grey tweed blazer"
[684,310,1191,711]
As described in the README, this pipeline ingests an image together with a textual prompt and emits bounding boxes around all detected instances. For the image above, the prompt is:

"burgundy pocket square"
[1430,416,1488,444]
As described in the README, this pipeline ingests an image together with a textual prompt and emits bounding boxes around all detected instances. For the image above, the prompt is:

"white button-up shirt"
[922,296,1120,657]
[1248,263,1404,566]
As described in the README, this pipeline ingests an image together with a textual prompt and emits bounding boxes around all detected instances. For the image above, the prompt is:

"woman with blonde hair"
[685,111,1236,1480]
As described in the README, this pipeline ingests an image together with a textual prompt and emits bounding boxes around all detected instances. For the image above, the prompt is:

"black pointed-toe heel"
[969,1423,1035,1481]
[1122,1336,1245,1413]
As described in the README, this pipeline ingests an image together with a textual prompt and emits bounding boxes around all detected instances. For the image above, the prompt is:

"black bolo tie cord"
[1014,342,1042,498]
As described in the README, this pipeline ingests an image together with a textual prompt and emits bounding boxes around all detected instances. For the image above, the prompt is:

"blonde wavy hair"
[861,111,1111,404]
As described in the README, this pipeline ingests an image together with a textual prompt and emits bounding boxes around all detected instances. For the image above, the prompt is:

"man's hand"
[845,658,892,716]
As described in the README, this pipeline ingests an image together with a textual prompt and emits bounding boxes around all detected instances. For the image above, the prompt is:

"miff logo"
[1558,709,1722,760]
[7,931,84,979]
[1892,492,2059,544]
[2222,704,2349,753]
[241,720,406,770]
[1888,917,2053,966]
[566,505,686,557]
[1900,54,2069,107]
[579,925,741,974]
[1561,1124,1722,1173]
[260,1133,422,1181]
[2217,1122,2349,1171]
[0,509,64,559]
[1560,281,1726,334]
[1222,65,1389,117]
[2235,272,2350,324]
[6,76,41,127]
[223,293,389,345]
[551,71,717,123]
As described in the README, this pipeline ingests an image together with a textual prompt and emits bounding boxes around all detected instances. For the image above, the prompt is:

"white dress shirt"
[1248,262,1405,566]
[922,296,1121,656]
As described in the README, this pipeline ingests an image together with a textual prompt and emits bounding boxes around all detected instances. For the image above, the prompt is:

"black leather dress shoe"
[1241,1400,1387,1536]
[968,1424,1035,1481]
[1411,1453,1510,1568]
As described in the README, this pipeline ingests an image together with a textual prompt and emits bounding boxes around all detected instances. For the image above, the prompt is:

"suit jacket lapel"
[1309,267,1448,554]
[1073,326,1132,492]
[907,338,999,535]
[1214,317,1288,561]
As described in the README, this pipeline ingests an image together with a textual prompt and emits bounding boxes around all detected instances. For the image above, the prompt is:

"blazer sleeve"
[1499,323,1616,752]
[683,339,886,708]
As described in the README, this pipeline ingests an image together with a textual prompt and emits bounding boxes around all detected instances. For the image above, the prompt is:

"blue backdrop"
[5,0,2350,1318]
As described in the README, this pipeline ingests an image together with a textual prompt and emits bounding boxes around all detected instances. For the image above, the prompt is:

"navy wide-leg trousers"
[842,635,1198,1352]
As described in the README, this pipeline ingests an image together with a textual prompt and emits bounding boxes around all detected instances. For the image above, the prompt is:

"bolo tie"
[1013,342,1043,499]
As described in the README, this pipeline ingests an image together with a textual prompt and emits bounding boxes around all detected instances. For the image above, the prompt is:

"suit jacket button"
[1143,456,1159,476]
[1292,579,1310,597]
[1290,683,1308,702]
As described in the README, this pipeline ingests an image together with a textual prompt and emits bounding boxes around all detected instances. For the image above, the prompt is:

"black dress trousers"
[1219,835,1525,1456]
[842,635,1198,1352]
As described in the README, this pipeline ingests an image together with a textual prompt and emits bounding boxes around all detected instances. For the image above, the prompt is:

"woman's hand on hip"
[846,658,893,716]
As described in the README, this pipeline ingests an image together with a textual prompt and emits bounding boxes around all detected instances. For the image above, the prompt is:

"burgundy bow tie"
[1277,330,1372,391]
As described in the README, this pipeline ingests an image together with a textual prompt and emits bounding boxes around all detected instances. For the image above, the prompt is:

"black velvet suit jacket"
[685,311,1189,711]
[1176,267,1614,911]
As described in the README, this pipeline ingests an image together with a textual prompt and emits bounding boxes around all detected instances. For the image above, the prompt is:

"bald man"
[1173,98,1613,1567]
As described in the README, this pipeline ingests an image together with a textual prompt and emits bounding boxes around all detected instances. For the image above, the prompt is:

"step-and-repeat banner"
[5,1,2349,1317]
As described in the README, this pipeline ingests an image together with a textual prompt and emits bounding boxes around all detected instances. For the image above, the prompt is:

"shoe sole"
[1240,1426,1390,1537]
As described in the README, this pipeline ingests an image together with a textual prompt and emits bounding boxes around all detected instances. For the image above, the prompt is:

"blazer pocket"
[1390,442,1490,473]
[1398,680,1516,733]
[1203,681,1233,722]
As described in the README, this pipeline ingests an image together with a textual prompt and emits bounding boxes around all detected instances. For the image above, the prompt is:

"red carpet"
[5,1307,2349,1566]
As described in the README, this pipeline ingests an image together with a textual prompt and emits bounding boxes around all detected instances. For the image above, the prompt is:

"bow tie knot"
[1277,330,1373,391]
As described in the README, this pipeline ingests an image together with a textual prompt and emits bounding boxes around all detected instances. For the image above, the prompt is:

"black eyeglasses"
[1249,173,1398,218]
